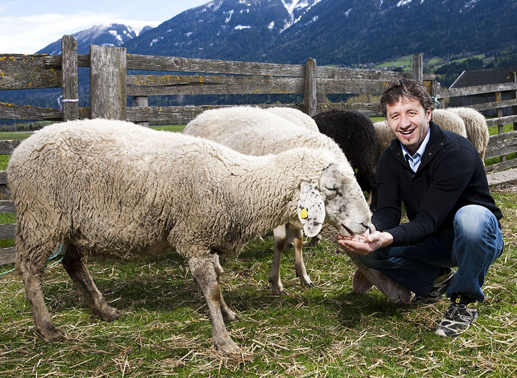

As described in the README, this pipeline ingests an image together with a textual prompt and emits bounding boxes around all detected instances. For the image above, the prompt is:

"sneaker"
[412,268,455,304]
[435,298,478,337]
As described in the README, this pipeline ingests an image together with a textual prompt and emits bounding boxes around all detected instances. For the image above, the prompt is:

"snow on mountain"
[37,22,156,55]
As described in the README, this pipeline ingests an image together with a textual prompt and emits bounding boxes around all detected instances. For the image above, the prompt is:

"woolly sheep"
[312,109,381,211]
[9,119,371,353]
[432,109,468,138]
[373,120,395,156]
[265,107,319,131]
[447,107,489,160]
[184,106,371,294]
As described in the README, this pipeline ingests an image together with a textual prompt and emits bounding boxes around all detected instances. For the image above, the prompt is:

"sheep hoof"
[38,326,66,342]
[223,311,239,323]
[216,340,240,354]
[95,308,122,322]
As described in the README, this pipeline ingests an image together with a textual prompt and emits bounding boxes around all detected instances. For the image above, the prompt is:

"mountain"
[37,23,155,55]
[122,0,517,65]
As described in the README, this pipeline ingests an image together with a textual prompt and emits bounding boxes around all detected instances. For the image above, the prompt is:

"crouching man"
[338,78,504,337]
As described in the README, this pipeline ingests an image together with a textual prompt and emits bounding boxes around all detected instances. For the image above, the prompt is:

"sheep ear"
[298,181,325,237]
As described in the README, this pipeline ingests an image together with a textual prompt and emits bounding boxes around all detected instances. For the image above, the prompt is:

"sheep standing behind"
[373,120,395,156]
[447,107,489,160]
[312,109,381,211]
[9,119,371,352]
[184,107,408,303]
[184,107,369,294]
[432,109,468,138]
[265,107,319,131]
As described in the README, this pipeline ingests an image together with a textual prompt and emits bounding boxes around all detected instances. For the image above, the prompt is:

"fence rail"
[1,35,517,265]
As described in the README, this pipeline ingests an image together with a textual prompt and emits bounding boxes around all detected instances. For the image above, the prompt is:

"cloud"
[0,12,159,54]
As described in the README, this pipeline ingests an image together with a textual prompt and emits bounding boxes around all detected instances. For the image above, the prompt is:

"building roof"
[450,66,517,88]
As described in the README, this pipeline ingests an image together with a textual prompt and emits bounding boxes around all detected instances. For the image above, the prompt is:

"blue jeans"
[359,205,504,302]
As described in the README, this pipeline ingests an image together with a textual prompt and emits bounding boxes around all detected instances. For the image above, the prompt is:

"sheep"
[447,107,489,160]
[373,120,395,156]
[312,109,381,211]
[265,107,319,131]
[184,106,371,294]
[431,109,468,138]
[9,118,371,353]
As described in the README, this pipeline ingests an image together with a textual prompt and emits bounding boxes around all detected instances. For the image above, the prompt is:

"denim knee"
[454,205,500,244]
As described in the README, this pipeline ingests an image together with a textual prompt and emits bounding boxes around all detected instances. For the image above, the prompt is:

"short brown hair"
[380,78,434,117]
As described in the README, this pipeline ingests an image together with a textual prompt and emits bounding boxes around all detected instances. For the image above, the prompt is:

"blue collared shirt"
[401,128,431,172]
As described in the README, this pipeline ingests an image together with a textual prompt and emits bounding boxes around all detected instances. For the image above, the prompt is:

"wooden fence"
[0,35,516,265]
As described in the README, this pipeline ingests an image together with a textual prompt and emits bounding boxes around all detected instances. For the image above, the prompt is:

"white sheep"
[184,107,367,294]
[265,107,319,131]
[184,107,409,303]
[9,118,371,353]
[373,120,395,157]
[432,109,468,138]
[447,107,489,160]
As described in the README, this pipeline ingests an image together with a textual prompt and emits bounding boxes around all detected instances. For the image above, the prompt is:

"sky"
[0,0,210,54]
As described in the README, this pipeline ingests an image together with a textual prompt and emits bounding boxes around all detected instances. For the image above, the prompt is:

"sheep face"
[318,163,372,237]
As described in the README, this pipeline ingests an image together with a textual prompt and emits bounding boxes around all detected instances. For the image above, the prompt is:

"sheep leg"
[213,254,239,323]
[291,228,314,287]
[188,255,239,353]
[269,224,287,294]
[16,243,65,341]
[61,244,121,322]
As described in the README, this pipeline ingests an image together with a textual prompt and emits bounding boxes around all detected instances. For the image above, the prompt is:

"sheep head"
[318,163,372,237]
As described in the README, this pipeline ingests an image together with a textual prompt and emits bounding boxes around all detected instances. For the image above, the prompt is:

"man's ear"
[298,181,326,237]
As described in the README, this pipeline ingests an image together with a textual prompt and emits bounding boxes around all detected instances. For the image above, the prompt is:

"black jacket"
[373,121,503,246]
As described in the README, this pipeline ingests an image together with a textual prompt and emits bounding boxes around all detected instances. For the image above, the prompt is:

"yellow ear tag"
[300,208,308,219]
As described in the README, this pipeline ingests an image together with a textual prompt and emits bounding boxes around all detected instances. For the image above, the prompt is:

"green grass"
[0,124,516,376]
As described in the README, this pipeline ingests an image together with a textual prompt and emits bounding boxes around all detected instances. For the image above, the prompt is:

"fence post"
[132,96,149,127]
[412,54,423,83]
[61,35,79,122]
[511,71,517,131]
[90,45,127,120]
[304,58,317,116]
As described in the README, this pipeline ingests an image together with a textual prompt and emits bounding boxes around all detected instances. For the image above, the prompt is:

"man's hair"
[380,78,434,117]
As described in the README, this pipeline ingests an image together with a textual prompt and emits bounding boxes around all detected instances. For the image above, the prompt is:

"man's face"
[385,97,432,155]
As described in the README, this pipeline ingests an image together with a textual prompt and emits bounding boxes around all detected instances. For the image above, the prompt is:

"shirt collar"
[401,126,431,159]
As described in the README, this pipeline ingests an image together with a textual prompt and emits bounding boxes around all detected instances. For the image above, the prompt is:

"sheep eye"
[325,185,337,191]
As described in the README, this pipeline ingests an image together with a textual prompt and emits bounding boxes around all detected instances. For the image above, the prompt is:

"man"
[338,78,504,337]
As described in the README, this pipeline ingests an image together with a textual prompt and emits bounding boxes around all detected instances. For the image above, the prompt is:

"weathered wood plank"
[90,45,127,120]
[0,247,17,266]
[61,35,79,121]
[0,140,22,155]
[0,102,62,121]
[43,54,90,68]
[468,99,517,112]
[0,223,15,240]
[485,159,517,173]
[317,102,383,116]
[126,54,306,77]
[0,200,15,213]
[126,74,304,96]
[485,138,517,159]
[318,79,394,95]
[486,115,517,127]
[488,130,517,143]
[437,82,517,99]
[316,66,412,81]
[0,54,62,90]
[0,171,8,185]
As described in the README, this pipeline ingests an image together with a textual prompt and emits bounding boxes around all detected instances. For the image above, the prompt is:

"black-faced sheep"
[312,109,381,211]
[184,106,372,295]
[9,119,371,353]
